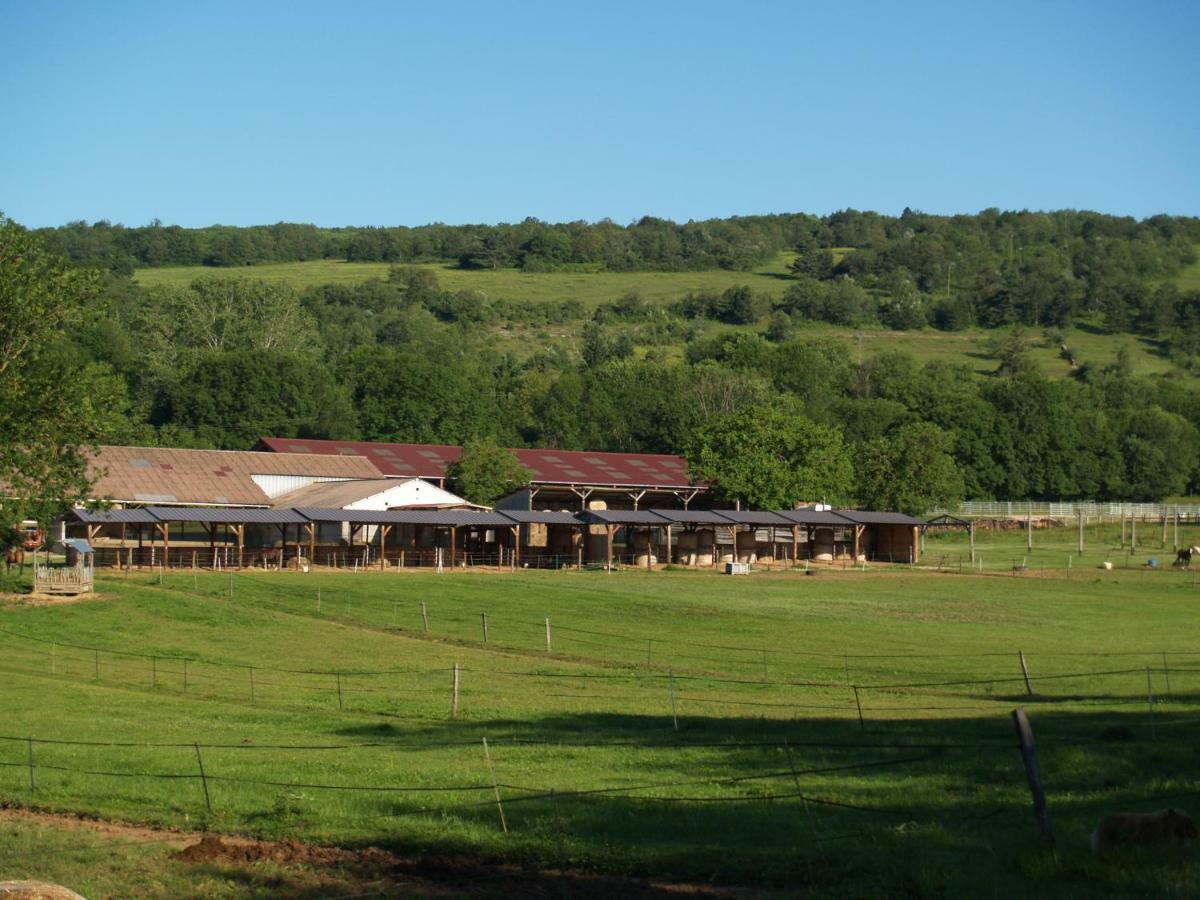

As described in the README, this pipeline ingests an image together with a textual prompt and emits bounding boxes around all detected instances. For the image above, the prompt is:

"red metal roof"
[256,438,697,490]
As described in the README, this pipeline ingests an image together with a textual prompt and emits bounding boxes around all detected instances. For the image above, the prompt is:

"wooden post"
[1173,511,1179,550]
[307,523,315,568]
[1026,506,1033,552]
[668,669,678,731]
[1131,516,1137,553]
[194,742,212,813]
[1019,651,1033,696]
[853,685,864,729]
[512,525,520,570]
[968,521,976,563]
[450,526,457,569]
[791,525,799,569]
[481,613,488,643]
[380,524,389,571]
[1163,651,1172,698]
[783,738,825,859]
[544,617,552,652]
[1077,512,1084,555]
[1011,708,1054,846]
[1146,667,1155,741]
[451,664,460,719]
[421,602,430,633]
[1120,512,1127,548]
[152,656,158,688]
[665,524,672,566]
[26,737,35,792]
[481,738,507,833]
[183,658,189,691]
[336,672,343,710]
[248,666,255,703]
[606,524,615,573]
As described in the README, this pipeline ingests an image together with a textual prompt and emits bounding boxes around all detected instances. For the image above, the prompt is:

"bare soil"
[0,806,753,898]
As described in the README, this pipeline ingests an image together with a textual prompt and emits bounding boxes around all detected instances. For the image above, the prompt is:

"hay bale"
[812,527,835,562]
[735,532,757,564]
[0,883,86,900]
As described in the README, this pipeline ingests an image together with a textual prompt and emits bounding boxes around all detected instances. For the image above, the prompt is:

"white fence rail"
[935,502,1200,520]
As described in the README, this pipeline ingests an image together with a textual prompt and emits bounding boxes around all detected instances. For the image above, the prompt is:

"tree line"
[5,210,1200,520]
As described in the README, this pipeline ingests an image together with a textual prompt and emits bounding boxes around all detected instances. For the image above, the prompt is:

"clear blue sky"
[2,0,1197,228]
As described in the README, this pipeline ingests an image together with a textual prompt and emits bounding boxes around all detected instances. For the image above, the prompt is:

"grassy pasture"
[2,550,1200,896]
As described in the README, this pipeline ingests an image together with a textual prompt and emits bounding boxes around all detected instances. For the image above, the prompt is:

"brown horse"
[1175,546,1200,568]
[5,546,25,575]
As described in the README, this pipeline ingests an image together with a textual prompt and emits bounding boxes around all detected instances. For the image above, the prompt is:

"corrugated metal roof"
[70,508,158,524]
[144,506,310,524]
[292,507,399,525]
[836,510,923,526]
[88,446,381,506]
[576,510,668,526]
[774,509,856,526]
[652,509,732,525]
[257,437,698,490]
[716,510,794,526]
[499,510,582,526]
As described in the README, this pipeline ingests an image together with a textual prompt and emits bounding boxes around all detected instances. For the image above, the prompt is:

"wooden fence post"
[421,602,430,633]
[1019,651,1033,696]
[451,664,460,719]
[194,742,212,813]
[1011,708,1054,846]
[669,669,678,731]
[545,617,552,653]
[26,737,35,792]
[853,685,864,729]
[336,672,343,710]
[482,737,507,833]
[481,613,488,643]
[1146,667,1156,741]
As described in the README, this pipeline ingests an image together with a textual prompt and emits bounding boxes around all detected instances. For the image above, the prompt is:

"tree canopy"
[445,439,531,506]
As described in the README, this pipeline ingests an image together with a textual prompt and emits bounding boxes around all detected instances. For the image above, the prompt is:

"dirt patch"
[0,592,109,608]
[0,806,751,898]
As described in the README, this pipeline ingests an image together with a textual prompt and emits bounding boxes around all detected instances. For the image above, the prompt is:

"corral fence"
[935,501,1200,521]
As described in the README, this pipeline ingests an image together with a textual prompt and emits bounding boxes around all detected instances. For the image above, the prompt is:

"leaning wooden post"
[1011,708,1054,847]
[194,741,213,813]
[853,685,865,729]
[481,613,488,643]
[544,617,552,653]
[1019,651,1033,696]
[482,737,507,833]
[421,601,430,633]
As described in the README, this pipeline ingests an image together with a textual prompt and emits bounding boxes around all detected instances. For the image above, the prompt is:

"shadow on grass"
[327,705,1200,894]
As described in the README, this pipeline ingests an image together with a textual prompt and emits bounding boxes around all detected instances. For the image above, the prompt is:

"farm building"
[255,437,703,510]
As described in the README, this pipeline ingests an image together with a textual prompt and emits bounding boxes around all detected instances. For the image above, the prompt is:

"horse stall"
[36,538,95,595]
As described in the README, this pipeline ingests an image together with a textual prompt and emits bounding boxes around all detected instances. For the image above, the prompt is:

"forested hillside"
[24,210,1200,506]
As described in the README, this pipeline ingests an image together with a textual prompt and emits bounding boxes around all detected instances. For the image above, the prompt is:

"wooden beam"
[665,524,672,567]
[791,525,798,567]
[511,524,520,569]
[450,526,457,568]
[307,523,315,566]
[380,524,391,571]
[606,524,615,572]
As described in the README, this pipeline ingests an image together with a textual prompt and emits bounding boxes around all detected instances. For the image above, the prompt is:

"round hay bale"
[634,553,658,567]
[812,527,835,562]
[735,532,757,564]
[695,550,715,567]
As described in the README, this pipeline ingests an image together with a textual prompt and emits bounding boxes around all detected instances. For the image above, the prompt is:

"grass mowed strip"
[2,567,1199,894]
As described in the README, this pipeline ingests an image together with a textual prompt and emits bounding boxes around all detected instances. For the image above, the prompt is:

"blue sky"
[1,1,1197,228]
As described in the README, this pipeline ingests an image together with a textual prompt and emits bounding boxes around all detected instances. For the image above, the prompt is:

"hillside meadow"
[2,535,1200,897]
[131,255,1193,383]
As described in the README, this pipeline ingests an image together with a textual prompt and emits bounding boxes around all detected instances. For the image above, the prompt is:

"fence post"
[545,617,552,653]
[451,663,460,719]
[50,643,55,676]
[336,672,343,710]
[1011,708,1054,847]
[646,638,652,666]
[94,649,99,680]
[482,737,507,833]
[248,666,255,703]
[481,613,488,643]
[317,588,321,614]
[1146,667,1156,741]
[783,738,825,861]
[183,658,189,692]
[421,602,430,633]
[26,737,35,792]
[668,669,678,731]
[1019,651,1033,696]
[853,685,864,729]
[152,656,158,689]
[1163,651,1172,698]
[194,742,212,813]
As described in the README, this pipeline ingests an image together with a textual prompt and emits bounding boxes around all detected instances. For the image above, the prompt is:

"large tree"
[446,439,531,506]
[855,422,965,515]
[685,406,854,509]
[0,217,114,525]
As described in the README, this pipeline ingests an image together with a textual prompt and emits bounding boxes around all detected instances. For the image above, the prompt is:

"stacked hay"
[811,527,835,562]
[735,531,757,564]
[695,529,715,567]
[675,531,697,565]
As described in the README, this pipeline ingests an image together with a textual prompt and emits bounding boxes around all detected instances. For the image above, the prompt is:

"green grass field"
[3,530,1200,897]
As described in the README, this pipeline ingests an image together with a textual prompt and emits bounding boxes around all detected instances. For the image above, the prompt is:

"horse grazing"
[1175,546,1200,568]
[5,546,25,575]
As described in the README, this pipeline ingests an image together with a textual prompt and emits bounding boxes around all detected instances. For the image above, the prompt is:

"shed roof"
[87,446,381,507]
[652,509,732,525]
[257,437,697,490]
[774,509,856,526]
[576,509,668,526]
[70,508,159,524]
[716,510,794,526]
[270,477,475,510]
[144,506,310,524]
[836,510,924,526]
[499,510,583,526]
